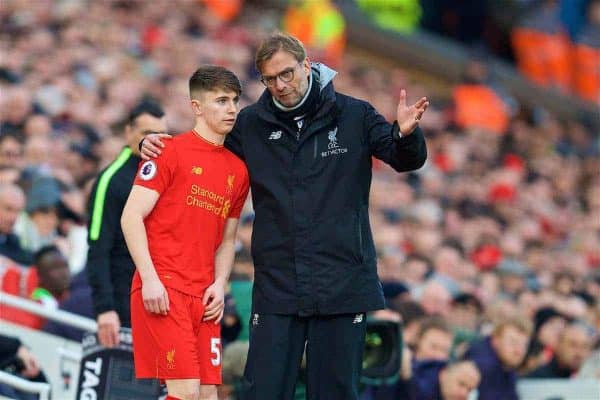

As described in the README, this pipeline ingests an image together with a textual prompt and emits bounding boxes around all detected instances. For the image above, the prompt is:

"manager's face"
[260,50,311,108]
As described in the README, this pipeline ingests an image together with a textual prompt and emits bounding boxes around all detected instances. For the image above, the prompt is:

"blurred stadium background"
[0,0,598,399]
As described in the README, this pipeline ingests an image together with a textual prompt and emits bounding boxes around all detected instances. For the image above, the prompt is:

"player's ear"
[191,99,203,116]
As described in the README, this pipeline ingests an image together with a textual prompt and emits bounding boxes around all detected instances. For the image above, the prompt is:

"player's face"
[194,90,240,136]
[260,50,311,108]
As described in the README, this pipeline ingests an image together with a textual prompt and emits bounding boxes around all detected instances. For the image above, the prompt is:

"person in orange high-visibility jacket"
[283,0,346,67]
[453,57,510,135]
[202,0,243,22]
[573,0,600,105]
[453,85,510,135]
[511,0,571,92]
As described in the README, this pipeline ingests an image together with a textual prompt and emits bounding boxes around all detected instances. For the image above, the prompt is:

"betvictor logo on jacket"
[322,127,348,157]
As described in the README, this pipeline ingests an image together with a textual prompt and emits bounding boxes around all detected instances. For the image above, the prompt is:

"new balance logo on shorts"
[252,313,260,326]
[352,313,364,324]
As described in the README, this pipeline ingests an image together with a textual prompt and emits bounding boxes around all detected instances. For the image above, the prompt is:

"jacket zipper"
[313,136,318,159]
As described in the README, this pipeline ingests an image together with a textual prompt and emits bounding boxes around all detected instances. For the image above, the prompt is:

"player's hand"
[202,282,225,324]
[142,278,170,315]
[397,89,429,136]
[97,310,121,348]
[140,133,172,160]
[16,345,40,378]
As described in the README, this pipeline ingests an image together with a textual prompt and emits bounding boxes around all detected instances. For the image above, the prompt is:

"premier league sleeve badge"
[139,160,158,181]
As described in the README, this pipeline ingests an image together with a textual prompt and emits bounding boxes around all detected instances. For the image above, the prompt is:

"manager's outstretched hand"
[397,89,429,136]
[140,133,172,160]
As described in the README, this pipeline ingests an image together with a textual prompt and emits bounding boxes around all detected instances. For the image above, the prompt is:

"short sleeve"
[133,145,176,194]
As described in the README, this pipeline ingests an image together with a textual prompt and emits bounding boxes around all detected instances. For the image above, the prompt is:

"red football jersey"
[131,131,249,296]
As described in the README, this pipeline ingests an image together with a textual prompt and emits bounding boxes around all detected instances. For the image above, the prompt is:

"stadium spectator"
[412,360,481,400]
[464,317,532,400]
[527,321,594,378]
[521,306,570,372]
[0,334,46,400]
[415,280,452,317]
[14,177,62,253]
[32,245,70,305]
[393,300,427,351]
[413,316,453,362]
[0,183,32,265]
[0,133,24,169]
[511,0,571,92]
[573,0,600,103]
[42,268,94,342]
[25,245,71,329]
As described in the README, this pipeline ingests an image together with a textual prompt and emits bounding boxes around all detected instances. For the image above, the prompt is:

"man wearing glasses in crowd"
[141,32,428,399]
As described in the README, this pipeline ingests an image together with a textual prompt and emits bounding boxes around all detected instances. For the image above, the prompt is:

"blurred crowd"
[359,0,600,104]
[0,1,598,399]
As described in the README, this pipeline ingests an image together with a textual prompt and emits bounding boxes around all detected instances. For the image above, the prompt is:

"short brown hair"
[255,32,306,73]
[189,65,241,100]
[416,316,451,340]
[492,315,533,338]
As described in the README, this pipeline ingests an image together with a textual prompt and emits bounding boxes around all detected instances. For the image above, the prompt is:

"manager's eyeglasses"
[260,62,302,87]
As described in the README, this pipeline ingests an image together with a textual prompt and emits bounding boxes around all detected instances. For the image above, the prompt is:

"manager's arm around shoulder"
[139,133,172,160]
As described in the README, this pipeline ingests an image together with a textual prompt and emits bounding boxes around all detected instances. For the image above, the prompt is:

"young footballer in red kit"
[121,65,249,400]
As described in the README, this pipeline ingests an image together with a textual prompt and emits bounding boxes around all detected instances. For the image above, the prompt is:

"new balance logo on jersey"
[269,130,282,140]
[191,166,203,175]
[352,313,364,324]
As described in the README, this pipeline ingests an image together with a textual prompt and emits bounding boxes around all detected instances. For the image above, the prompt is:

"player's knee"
[198,384,217,400]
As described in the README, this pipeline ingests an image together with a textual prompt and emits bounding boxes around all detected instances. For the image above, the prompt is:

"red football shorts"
[130,287,222,384]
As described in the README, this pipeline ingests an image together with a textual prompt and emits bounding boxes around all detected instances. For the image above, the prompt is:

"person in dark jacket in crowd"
[43,268,94,341]
[526,321,593,378]
[413,316,453,361]
[0,334,45,400]
[0,183,33,266]
[86,100,166,347]
[463,316,532,400]
[411,359,480,400]
[141,31,428,399]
